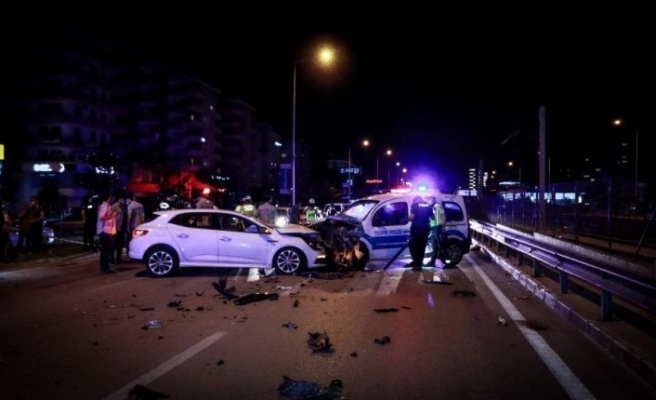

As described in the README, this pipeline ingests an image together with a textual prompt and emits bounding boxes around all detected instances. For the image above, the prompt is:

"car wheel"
[442,240,463,266]
[352,241,369,270]
[145,245,179,277]
[273,247,306,275]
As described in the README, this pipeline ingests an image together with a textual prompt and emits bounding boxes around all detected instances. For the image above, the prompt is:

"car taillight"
[133,229,149,237]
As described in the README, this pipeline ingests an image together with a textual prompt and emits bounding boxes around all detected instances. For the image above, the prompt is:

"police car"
[310,187,471,269]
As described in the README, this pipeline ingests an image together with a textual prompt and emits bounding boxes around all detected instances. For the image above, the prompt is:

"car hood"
[275,223,320,235]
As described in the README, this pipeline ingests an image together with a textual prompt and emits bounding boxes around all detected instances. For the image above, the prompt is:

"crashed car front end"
[309,214,366,268]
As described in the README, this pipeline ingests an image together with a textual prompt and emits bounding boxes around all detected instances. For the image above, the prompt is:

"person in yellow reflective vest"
[425,196,446,267]
[303,198,320,225]
[235,196,255,217]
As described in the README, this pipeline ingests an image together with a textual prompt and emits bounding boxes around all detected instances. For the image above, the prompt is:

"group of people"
[407,195,447,270]
[0,196,46,262]
[94,191,145,274]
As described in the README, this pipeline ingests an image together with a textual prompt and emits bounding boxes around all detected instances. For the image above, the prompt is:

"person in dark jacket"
[407,196,432,270]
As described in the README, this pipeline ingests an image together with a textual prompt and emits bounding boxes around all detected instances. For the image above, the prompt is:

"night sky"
[9,8,655,191]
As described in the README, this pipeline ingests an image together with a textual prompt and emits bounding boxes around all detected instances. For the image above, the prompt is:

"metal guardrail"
[470,219,656,322]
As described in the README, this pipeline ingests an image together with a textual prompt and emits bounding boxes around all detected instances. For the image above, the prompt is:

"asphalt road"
[1,250,655,400]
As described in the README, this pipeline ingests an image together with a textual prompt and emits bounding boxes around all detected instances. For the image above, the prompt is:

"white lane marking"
[101,331,228,400]
[464,258,596,400]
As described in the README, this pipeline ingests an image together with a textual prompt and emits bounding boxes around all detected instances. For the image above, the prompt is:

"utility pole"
[539,106,547,230]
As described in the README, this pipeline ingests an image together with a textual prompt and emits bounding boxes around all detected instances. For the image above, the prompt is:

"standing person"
[97,191,117,274]
[254,195,277,225]
[82,194,98,251]
[126,193,145,257]
[1,200,12,262]
[407,195,432,270]
[303,198,320,225]
[111,194,128,263]
[196,193,215,209]
[17,196,45,253]
[424,196,447,268]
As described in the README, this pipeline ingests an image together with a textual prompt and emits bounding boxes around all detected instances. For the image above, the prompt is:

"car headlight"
[284,232,324,251]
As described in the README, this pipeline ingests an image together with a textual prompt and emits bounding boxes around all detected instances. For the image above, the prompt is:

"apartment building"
[0,26,287,211]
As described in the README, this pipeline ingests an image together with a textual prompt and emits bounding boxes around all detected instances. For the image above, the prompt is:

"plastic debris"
[277,286,293,290]
[307,331,334,353]
[498,315,508,326]
[421,279,453,285]
[278,376,342,399]
[373,308,399,313]
[141,320,162,330]
[212,280,239,299]
[233,292,280,306]
[374,336,391,345]
[282,321,298,330]
[452,290,476,297]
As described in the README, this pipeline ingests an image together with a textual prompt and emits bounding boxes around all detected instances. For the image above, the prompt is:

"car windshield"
[341,200,379,222]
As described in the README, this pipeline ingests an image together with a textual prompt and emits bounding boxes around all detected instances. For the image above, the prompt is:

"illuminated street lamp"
[612,118,639,203]
[292,45,336,207]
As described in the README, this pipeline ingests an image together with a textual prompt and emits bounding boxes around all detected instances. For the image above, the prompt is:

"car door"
[366,200,411,260]
[168,212,219,263]
[216,213,269,266]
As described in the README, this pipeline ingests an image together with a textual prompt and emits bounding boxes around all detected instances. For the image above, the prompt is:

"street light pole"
[635,128,639,203]
[348,146,352,200]
[376,156,379,192]
[291,63,297,207]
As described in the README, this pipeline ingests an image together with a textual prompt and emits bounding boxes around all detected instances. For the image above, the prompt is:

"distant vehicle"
[6,221,55,254]
[323,202,351,216]
[274,207,291,227]
[45,207,85,235]
[128,208,327,277]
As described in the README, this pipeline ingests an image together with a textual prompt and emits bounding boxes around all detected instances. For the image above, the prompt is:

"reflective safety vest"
[430,203,446,228]
[306,207,318,223]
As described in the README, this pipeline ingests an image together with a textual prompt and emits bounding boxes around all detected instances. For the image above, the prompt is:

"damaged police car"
[310,189,471,269]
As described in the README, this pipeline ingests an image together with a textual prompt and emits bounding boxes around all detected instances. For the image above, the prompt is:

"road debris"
[498,315,508,326]
[212,280,239,299]
[278,376,343,399]
[128,383,170,399]
[282,321,298,330]
[452,290,476,297]
[307,331,334,353]
[373,308,399,313]
[233,292,280,306]
[374,336,391,345]
[141,320,162,330]
[421,279,453,285]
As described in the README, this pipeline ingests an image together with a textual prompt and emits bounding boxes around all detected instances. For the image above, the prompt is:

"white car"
[128,208,327,277]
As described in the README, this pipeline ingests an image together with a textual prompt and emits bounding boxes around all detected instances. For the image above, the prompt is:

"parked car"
[323,202,351,216]
[7,221,55,254]
[274,206,291,227]
[45,207,85,235]
[128,208,328,277]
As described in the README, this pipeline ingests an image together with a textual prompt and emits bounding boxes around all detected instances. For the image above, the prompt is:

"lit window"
[190,114,195,120]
